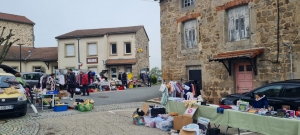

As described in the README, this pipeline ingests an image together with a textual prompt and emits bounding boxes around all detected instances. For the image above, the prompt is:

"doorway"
[235,62,254,93]
[110,67,117,79]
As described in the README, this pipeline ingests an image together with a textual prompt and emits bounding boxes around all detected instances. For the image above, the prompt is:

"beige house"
[0,46,58,74]
[56,25,150,78]
[159,0,300,102]
[0,12,35,47]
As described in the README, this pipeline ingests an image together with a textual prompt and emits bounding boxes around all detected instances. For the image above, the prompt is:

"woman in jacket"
[79,71,89,96]
[46,73,56,91]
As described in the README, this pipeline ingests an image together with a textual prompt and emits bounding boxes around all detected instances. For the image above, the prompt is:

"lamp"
[17,44,24,72]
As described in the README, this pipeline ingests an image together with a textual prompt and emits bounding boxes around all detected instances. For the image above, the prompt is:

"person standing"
[78,71,89,96]
[46,73,56,91]
[66,69,76,101]
[122,72,128,88]
[144,70,151,87]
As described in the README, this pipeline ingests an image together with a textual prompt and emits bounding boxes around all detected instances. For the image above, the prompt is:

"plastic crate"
[53,105,68,112]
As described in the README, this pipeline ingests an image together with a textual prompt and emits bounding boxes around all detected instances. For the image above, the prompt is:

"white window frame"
[228,5,250,42]
[124,42,131,54]
[33,67,41,72]
[182,0,194,8]
[88,43,97,56]
[65,44,75,57]
[111,43,117,55]
[183,19,198,48]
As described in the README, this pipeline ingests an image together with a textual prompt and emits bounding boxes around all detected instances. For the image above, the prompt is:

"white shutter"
[88,43,97,55]
[66,44,75,56]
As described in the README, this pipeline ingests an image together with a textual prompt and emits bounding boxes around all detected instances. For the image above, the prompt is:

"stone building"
[159,0,300,103]
[0,12,35,47]
[55,25,149,79]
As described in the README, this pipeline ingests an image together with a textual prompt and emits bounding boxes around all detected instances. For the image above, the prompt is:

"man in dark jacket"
[66,69,76,100]
[122,72,128,88]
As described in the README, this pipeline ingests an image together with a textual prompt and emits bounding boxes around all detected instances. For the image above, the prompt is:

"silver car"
[20,72,45,88]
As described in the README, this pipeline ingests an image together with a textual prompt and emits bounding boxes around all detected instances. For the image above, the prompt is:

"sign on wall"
[228,5,250,42]
[87,57,98,64]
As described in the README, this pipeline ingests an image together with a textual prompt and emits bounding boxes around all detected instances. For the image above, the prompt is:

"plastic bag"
[144,116,153,127]
[156,116,173,131]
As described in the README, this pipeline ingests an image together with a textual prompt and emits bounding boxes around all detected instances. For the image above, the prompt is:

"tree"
[0,27,20,64]
[150,67,161,78]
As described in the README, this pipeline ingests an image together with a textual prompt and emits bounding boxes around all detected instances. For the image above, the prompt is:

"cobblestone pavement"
[0,101,264,135]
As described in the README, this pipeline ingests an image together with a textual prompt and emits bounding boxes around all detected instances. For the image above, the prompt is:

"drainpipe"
[276,0,280,63]
[283,42,294,79]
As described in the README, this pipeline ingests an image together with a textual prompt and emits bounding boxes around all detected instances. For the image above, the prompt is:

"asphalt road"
[28,85,161,113]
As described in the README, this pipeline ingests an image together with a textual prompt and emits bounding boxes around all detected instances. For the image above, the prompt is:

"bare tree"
[0,26,19,64]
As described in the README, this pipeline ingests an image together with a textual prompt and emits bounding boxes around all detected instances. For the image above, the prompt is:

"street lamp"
[76,37,81,69]
[283,42,294,79]
[17,44,24,72]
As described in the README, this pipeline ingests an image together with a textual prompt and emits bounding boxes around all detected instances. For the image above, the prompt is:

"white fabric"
[159,84,166,92]
[66,44,75,56]
[183,19,197,48]
[59,75,65,85]
[88,43,97,55]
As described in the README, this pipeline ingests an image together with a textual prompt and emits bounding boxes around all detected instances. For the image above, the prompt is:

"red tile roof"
[106,59,137,66]
[0,12,35,25]
[211,48,264,61]
[56,25,144,39]
[27,47,58,61]
[0,46,57,61]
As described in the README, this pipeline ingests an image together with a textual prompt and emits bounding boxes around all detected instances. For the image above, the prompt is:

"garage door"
[88,67,98,73]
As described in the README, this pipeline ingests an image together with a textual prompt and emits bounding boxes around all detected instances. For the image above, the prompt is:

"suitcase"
[150,108,166,117]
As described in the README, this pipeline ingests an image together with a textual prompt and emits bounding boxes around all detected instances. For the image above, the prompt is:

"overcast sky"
[1,0,161,69]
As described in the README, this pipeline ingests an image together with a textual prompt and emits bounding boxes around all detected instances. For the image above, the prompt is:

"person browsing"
[250,92,268,109]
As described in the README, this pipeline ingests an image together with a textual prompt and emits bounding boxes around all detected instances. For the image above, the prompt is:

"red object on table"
[219,105,232,109]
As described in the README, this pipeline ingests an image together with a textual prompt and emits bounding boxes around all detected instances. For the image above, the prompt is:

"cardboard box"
[141,103,150,116]
[173,106,198,130]
[179,129,195,135]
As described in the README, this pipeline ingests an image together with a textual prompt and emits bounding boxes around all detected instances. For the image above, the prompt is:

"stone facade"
[160,0,300,102]
[0,20,34,47]
[134,28,150,78]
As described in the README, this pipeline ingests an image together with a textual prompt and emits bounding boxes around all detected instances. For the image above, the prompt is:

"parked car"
[158,77,162,82]
[220,80,300,110]
[20,72,45,88]
[0,73,27,117]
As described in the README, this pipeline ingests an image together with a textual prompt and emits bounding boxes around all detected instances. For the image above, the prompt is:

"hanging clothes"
[183,83,192,100]
[161,87,169,106]
[191,84,195,96]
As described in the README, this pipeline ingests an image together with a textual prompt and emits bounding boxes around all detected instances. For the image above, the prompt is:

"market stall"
[166,100,300,135]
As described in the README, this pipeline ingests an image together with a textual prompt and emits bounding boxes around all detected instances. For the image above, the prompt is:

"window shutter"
[66,44,75,56]
[88,43,97,55]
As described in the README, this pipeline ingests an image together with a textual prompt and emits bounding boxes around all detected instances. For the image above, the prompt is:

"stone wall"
[0,20,34,47]
[160,0,300,102]
[134,27,150,78]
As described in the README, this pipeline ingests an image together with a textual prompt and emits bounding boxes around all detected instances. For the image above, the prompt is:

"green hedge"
[151,76,157,84]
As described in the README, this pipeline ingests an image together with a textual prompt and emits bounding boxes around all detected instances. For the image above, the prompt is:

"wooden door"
[235,62,254,93]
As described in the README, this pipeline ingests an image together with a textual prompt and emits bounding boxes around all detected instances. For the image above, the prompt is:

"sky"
[1,0,161,69]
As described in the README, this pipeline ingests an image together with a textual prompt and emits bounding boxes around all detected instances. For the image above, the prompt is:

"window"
[284,85,300,98]
[125,43,131,54]
[111,44,117,55]
[23,73,40,81]
[254,85,283,97]
[66,44,75,56]
[88,43,97,56]
[88,67,98,74]
[126,67,132,73]
[228,5,250,42]
[182,0,194,8]
[33,67,41,72]
[183,20,197,48]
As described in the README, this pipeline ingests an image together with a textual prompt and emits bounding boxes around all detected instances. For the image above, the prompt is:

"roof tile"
[211,48,264,61]
[106,59,137,66]
[0,12,34,25]
[55,25,144,39]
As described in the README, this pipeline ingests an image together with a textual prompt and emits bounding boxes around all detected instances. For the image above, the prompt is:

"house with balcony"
[55,25,150,79]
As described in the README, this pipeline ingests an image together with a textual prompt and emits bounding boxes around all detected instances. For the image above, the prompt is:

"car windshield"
[0,75,17,88]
